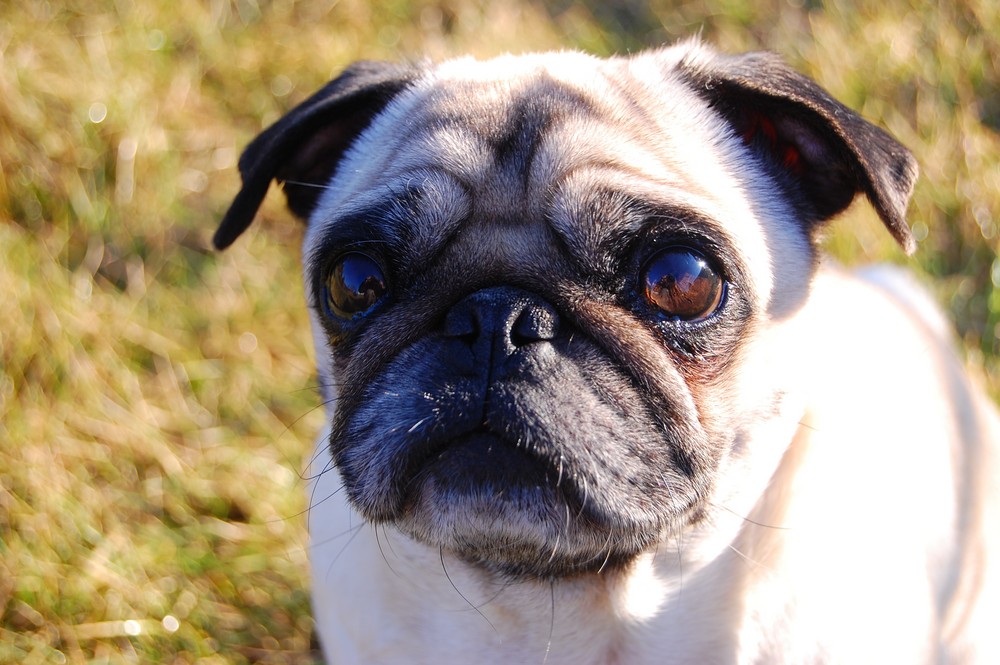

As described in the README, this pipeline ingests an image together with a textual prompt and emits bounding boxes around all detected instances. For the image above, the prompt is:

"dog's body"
[217,42,1000,663]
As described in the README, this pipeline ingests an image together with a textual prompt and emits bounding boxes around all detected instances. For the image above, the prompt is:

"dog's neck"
[309,486,744,664]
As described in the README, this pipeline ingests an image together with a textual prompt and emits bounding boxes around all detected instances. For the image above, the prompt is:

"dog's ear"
[680,50,918,254]
[214,61,419,250]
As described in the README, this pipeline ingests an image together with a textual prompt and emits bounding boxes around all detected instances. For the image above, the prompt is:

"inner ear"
[275,104,387,220]
[722,100,858,222]
[741,111,806,170]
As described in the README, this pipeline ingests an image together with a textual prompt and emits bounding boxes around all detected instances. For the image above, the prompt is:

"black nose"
[444,287,560,362]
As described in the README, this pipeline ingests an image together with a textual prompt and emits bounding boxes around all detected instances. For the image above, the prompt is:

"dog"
[215,41,1000,664]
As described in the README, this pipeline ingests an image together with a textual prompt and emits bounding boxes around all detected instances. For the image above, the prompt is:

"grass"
[1,0,997,663]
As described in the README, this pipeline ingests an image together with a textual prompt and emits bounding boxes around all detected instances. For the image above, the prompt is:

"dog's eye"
[642,248,724,322]
[324,252,388,319]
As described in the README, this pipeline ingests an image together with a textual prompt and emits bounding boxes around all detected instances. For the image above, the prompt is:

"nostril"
[443,287,561,353]
[511,302,560,347]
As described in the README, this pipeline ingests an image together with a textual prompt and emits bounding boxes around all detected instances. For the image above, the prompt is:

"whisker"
[304,447,337,483]
[673,532,684,599]
[321,523,366,582]
[407,416,432,434]
[796,418,820,433]
[374,525,401,578]
[725,543,770,572]
[473,577,517,610]
[288,381,337,395]
[304,483,344,521]
[714,503,792,530]
[575,476,589,521]
[546,530,562,565]
[542,580,555,665]
[595,531,615,574]
[381,523,401,560]
[308,522,365,550]
[327,525,364,574]
[306,457,339,532]
[439,548,500,637]
[280,178,333,190]
[258,481,342,526]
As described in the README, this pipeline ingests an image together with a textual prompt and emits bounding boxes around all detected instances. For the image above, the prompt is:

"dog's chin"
[365,430,666,579]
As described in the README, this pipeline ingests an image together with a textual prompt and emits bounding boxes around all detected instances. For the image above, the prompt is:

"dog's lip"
[398,425,563,501]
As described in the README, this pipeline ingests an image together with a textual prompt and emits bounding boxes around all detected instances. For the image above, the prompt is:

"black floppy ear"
[680,50,918,254]
[214,61,419,250]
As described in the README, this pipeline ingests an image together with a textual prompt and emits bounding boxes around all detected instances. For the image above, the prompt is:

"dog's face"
[217,43,917,579]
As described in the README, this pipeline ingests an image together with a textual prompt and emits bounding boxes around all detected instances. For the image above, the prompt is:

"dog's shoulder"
[778,262,1000,661]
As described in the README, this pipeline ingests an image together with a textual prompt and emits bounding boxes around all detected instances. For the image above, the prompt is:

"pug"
[215,41,1000,664]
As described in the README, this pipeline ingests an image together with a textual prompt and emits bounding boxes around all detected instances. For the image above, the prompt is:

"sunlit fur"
[293,42,1000,664]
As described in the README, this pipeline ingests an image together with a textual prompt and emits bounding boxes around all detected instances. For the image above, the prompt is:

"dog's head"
[217,42,916,578]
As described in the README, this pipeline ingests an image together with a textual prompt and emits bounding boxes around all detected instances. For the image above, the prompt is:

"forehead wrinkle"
[330,81,503,202]
[312,169,471,276]
[417,73,601,211]
[549,113,715,189]
[391,171,472,268]
[544,165,716,264]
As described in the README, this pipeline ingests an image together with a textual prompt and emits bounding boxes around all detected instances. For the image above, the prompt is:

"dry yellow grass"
[2,1,997,663]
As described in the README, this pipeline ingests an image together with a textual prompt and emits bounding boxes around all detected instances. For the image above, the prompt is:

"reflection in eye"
[325,252,388,319]
[643,248,724,322]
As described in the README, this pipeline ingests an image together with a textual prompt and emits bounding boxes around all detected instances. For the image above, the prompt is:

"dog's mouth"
[404,429,556,501]
[329,325,709,579]
[395,427,658,578]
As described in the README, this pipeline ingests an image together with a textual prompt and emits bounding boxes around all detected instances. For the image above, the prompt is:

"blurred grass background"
[1,0,997,662]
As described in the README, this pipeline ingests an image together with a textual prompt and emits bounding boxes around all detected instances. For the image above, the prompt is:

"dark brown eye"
[324,252,388,319]
[642,248,724,321]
